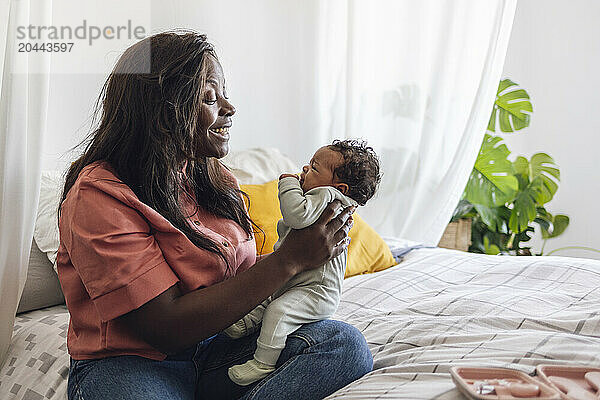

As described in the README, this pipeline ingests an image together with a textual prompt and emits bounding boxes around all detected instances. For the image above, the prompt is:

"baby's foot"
[228,359,275,386]
[224,317,262,339]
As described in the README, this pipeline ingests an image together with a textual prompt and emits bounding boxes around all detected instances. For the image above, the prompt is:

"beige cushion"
[17,239,65,314]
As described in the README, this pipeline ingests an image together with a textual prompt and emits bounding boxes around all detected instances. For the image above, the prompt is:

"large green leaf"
[451,199,475,221]
[483,236,501,255]
[512,156,531,194]
[469,217,511,254]
[509,177,544,233]
[513,226,535,249]
[473,204,510,233]
[541,214,570,239]
[512,153,560,204]
[487,79,533,133]
[513,156,529,177]
[530,153,560,203]
[535,207,553,233]
[464,134,518,207]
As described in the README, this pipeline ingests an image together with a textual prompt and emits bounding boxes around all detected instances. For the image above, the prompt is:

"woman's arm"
[119,200,354,355]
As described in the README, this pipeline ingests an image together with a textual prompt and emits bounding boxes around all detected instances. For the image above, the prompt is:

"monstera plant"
[452,79,569,255]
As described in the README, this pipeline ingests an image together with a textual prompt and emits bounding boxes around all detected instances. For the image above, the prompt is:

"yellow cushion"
[240,180,397,278]
[241,180,282,255]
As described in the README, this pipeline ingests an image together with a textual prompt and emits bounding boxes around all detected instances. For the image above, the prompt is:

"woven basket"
[438,218,472,251]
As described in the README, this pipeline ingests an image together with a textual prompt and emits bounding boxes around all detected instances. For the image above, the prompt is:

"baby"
[226,139,381,386]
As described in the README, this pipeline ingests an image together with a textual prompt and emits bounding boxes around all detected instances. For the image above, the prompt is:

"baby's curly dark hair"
[329,139,381,206]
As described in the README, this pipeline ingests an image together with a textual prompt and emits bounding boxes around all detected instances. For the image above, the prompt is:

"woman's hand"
[276,199,355,275]
[279,173,299,180]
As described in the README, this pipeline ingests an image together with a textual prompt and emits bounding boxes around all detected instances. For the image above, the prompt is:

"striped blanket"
[329,248,600,399]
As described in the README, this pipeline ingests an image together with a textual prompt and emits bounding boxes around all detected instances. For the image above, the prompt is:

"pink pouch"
[450,365,600,400]
[536,365,600,400]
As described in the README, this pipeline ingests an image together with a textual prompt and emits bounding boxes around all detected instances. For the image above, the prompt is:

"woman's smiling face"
[195,54,236,159]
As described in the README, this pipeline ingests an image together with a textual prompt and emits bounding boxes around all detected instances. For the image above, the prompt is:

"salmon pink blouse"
[57,161,256,360]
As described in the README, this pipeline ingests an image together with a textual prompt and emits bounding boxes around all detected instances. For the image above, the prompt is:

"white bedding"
[2,246,600,399]
[328,247,600,399]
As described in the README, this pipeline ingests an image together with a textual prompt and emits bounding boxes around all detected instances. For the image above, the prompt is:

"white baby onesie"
[227,176,358,386]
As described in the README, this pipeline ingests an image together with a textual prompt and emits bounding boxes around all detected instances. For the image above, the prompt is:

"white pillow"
[221,147,299,185]
[33,149,299,272]
[34,171,64,272]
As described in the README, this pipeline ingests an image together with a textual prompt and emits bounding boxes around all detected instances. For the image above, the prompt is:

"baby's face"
[299,146,344,193]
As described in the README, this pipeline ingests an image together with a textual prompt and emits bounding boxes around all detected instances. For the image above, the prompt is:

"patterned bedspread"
[2,306,70,399]
[328,248,600,399]
[2,247,600,399]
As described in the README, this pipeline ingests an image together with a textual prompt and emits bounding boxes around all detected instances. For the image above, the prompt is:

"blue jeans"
[67,320,373,400]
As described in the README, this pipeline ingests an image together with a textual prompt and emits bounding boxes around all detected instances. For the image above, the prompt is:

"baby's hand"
[279,173,300,181]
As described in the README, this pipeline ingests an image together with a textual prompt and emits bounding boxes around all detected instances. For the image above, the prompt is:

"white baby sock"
[228,359,275,386]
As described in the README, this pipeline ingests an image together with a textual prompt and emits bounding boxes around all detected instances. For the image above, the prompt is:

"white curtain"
[153,0,516,245]
[0,0,52,365]
[313,0,517,245]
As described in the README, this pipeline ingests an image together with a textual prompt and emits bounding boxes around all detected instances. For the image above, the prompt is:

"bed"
[329,246,600,399]
[2,149,600,399]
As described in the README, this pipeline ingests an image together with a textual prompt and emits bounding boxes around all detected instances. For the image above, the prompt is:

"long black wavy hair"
[59,30,254,274]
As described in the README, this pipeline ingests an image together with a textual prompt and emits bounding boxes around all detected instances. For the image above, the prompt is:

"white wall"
[500,0,600,259]
[42,0,152,170]
[42,0,325,172]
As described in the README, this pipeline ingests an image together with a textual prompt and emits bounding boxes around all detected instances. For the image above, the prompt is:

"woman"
[57,30,373,400]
